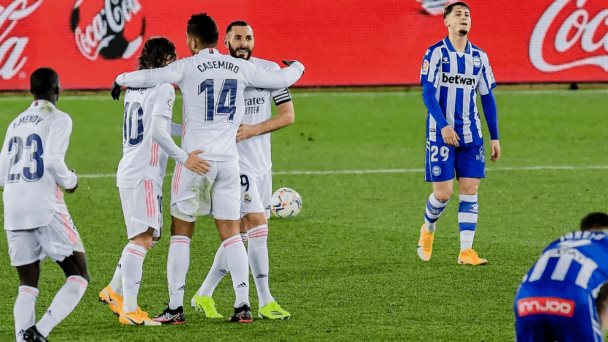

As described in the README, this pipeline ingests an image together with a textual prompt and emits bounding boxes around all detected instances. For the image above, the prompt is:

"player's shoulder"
[48,106,73,126]
[156,83,175,97]
[426,40,445,53]
[249,57,280,71]
[470,43,491,59]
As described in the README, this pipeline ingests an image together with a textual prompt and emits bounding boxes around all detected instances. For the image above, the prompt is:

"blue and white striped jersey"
[420,37,496,146]
[520,230,608,298]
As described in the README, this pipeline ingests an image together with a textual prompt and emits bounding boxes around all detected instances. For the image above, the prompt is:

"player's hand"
[236,124,259,142]
[184,149,210,175]
[441,126,460,147]
[66,169,78,193]
[490,140,501,162]
[282,59,299,66]
[111,81,122,100]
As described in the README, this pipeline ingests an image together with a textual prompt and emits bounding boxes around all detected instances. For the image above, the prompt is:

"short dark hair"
[226,20,250,34]
[187,13,218,45]
[580,212,608,231]
[444,1,470,18]
[138,37,176,69]
[30,67,59,97]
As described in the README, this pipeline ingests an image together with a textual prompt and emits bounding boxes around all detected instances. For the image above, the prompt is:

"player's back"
[117,84,173,188]
[238,57,289,176]
[519,231,608,296]
[174,49,260,162]
[1,100,73,230]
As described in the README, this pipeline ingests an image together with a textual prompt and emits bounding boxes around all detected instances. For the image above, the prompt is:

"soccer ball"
[270,187,302,218]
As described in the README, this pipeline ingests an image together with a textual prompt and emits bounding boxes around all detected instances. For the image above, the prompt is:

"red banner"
[0,0,606,90]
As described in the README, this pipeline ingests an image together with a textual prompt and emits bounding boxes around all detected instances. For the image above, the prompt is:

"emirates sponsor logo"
[70,0,145,61]
[0,0,43,80]
[517,297,575,317]
[529,0,608,73]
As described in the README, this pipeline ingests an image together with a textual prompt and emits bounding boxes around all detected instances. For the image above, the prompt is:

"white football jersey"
[238,57,292,176]
[116,48,304,162]
[116,83,175,188]
[0,100,78,231]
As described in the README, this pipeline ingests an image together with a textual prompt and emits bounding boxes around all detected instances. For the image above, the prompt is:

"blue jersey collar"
[443,37,471,54]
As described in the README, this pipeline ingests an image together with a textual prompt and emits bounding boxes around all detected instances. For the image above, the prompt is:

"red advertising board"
[0,0,606,90]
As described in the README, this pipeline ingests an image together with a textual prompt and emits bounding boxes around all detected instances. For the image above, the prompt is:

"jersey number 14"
[198,79,237,123]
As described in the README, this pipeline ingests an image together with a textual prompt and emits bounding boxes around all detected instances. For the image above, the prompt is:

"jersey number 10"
[198,79,237,123]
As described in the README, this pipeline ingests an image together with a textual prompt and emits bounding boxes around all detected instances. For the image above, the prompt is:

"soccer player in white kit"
[0,68,88,341]
[192,21,294,320]
[99,37,209,326]
[111,13,305,323]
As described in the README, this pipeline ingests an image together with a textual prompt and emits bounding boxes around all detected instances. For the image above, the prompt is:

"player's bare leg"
[216,219,252,323]
[418,180,453,261]
[456,177,487,265]
[21,253,89,340]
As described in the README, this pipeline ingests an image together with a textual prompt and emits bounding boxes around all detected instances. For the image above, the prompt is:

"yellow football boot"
[458,248,488,265]
[99,286,123,316]
[417,224,435,261]
[119,308,161,326]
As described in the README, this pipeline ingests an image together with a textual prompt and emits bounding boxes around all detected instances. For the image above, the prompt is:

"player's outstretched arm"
[112,60,186,99]
[46,116,78,190]
[237,94,295,142]
[242,60,305,90]
[481,90,500,162]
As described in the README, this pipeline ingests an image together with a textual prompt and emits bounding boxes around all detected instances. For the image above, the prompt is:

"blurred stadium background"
[0,0,607,341]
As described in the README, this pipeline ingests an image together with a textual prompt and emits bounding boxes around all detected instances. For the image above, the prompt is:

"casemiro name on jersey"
[197,60,239,74]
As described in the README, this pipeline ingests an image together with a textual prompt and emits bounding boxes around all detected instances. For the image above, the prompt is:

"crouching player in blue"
[514,212,608,341]
[417,1,501,265]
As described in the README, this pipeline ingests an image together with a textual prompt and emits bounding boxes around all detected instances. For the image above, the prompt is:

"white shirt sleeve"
[150,85,188,164]
[115,59,187,88]
[46,114,77,189]
[0,134,9,187]
[241,61,305,89]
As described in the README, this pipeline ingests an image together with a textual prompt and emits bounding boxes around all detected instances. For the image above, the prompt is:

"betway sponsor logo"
[517,297,575,317]
[529,0,608,72]
[441,74,476,86]
[0,0,43,80]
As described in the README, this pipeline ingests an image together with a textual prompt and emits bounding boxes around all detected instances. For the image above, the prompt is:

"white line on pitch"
[78,165,608,179]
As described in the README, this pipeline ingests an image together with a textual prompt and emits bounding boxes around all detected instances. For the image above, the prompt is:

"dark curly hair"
[138,37,177,70]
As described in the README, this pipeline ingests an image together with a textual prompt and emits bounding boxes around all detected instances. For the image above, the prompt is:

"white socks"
[196,244,228,297]
[36,276,88,338]
[223,235,250,307]
[168,235,191,309]
[248,225,274,307]
[14,286,38,341]
[424,193,449,232]
[121,243,148,313]
[109,256,123,295]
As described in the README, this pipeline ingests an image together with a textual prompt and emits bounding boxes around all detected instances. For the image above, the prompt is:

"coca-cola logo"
[70,0,145,61]
[529,0,608,73]
[0,0,43,80]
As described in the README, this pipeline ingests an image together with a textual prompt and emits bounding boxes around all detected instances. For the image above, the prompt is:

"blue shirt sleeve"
[422,83,448,130]
[480,89,499,140]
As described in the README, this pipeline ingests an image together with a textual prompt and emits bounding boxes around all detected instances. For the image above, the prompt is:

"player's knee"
[434,189,453,202]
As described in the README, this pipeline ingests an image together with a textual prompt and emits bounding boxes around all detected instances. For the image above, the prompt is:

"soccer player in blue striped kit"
[514,212,608,341]
[417,1,501,265]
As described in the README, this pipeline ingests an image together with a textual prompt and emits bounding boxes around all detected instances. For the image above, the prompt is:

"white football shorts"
[170,160,240,221]
[119,179,163,239]
[6,205,85,267]
[240,170,272,219]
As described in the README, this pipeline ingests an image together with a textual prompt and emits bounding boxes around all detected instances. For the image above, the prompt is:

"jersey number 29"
[198,79,237,123]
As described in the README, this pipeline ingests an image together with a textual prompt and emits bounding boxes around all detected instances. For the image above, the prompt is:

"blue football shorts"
[425,138,486,182]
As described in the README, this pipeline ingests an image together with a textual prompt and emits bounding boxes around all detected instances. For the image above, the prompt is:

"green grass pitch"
[0,88,607,341]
